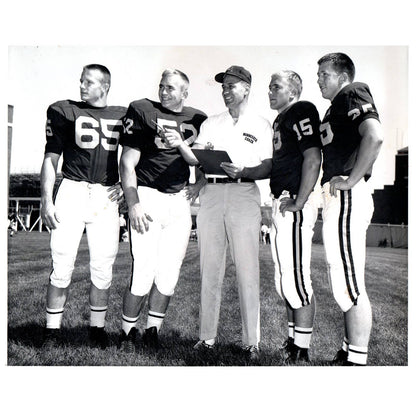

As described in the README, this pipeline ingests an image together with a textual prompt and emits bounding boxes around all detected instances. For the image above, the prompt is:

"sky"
[8,45,408,203]
[1,1,415,415]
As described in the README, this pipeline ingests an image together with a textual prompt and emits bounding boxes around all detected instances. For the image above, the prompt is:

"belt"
[207,177,254,184]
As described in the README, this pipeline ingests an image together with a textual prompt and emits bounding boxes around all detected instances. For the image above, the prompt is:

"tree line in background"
[8,173,62,197]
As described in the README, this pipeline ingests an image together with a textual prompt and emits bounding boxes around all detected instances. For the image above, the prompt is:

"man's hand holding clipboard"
[192,149,235,177]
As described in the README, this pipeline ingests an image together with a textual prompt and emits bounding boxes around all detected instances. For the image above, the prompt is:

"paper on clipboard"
[191,149,232,176]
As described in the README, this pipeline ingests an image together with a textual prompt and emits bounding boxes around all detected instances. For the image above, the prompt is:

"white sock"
[90,305,107,328]
[204,338,215,346]
[348,344,368,365]
[122,314,139,335]
[294,326,313,349]
[288,321,295,339]
[146,310,166,332]
[46,307,64,329]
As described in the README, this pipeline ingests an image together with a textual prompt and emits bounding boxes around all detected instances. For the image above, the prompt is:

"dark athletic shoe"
[42,328,60,348]
[193,340,215,351]
[244,345,260,362]
[120,328,137,353]
[88,326,109,349]
[331,349,348,366]
[142,326,159,350]
[284,344,310,364]
[279,337,295,359]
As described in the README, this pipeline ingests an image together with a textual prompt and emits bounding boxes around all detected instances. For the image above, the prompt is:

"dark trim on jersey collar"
[80,100,108,109]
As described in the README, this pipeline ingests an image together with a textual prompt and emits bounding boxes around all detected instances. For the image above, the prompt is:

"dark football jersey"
[270,101,321,198]
[320,82,380,185]
[45,100,126,186]
[120,99,207,193]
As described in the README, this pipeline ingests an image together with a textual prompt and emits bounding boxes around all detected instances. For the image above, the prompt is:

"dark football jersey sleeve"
[119,100,149,151]
[45,100,126,186]
[320,82,380,185]
[120,99,207,193]
[45,102,67,155]
[270,101,321,198]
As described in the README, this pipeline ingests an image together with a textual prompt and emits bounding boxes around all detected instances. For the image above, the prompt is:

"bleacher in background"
[372,147,408,225]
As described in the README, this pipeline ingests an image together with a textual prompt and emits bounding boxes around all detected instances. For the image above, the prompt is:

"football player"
[317,52,383,365]
[268,70,322,364]
[41,64,126,348]
[119,69,207,352]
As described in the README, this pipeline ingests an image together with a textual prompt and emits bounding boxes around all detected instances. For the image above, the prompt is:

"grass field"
[7,231,408,366]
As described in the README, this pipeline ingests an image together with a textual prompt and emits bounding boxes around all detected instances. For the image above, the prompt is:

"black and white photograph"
[2,1,414,415]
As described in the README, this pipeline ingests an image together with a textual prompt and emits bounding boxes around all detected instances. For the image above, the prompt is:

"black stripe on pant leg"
[338,190,358,304]
[127,219,135,291]
[345,189,359,302]
[273,224,284,295]
[298,210,309,305]
[292,210,308,306]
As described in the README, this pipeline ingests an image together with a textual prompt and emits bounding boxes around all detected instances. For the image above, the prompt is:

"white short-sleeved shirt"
[194,109,273,172]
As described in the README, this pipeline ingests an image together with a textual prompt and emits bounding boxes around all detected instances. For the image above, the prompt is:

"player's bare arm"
[220,158,272,180]
[40,152,60,229]
[280,147,321,216]
[120,146,153,233]
[329,118,383,196]
[163,130,205,201]
[164,127,200,166]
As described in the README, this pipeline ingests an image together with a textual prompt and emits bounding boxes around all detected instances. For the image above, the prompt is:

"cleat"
[88,326,109,349]
[193,340,215,351]
[42,328,60,348]
[331,349,348,366]
[279,337,295,359]
[120,328,137,353]
[243,345,260,362]
[284,344,310,364]
[142,326,159,350]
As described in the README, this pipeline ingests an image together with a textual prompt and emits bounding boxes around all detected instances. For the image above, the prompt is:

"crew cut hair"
[271,70,303,98]
[317,52,355,82]
[162,68,190,89]
[83,64,111,88]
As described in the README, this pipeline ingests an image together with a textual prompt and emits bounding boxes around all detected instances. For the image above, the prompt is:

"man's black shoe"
[331,349,348,366]
[143,326,159,350]
[284,344,310,364]
[279,337,295,360]
[120,328,137,353]
[42,328,60,348]
[88,326,109,349]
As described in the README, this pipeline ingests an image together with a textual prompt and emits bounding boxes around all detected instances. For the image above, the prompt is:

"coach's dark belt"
[207,177,254,184]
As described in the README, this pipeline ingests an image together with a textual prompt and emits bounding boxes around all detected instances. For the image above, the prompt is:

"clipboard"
[191,149,232,176]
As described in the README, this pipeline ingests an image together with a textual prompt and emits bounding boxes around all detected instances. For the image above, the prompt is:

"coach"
[174,66,273,360]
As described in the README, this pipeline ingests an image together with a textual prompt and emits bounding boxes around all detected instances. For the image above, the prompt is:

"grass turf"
[7,231,408,366]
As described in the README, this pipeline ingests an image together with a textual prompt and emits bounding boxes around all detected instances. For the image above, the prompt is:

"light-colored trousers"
[322,178,374,312]
[197,182,261,346]
[50,178,119,290]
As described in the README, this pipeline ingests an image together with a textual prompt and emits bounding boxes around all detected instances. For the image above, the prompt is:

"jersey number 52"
[154,118,198,150]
